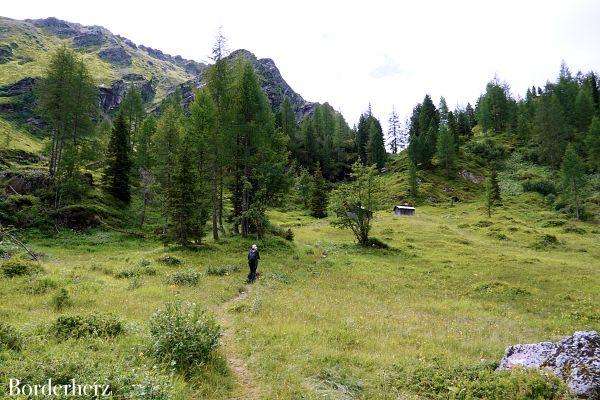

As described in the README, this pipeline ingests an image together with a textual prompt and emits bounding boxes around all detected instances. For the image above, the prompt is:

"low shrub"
[0,194,49,228]
[50,288,72,311]
[522,179,557,196]
[0,322,23,351]
[114,264,157,279]
[167,268,200,286]
[26,276,59,294]
[465,137,507,163]
[1,349,175,399]
[389,359,571,400]
[49,314,124,340]
[365,237,389,249]
[205,265,241,277]
[1,258,43,278]
[532,234,560,249]
[563,225,586,234]
[471,281,531,299]
[149,301,220,374]
[157,256,182,266]
[269,225,294,241]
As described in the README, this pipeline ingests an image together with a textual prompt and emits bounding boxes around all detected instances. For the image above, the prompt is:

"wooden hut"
[393,205,415,216]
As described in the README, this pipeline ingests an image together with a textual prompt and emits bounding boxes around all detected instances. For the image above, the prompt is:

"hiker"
[247,244,260,283]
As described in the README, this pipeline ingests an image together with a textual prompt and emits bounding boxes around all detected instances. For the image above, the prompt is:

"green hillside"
[0,16,199,102]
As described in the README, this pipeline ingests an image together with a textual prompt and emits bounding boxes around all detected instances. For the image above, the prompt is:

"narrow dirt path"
[216,285,262,400]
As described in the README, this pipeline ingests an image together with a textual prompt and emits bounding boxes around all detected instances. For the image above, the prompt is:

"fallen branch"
[0,224,38,261]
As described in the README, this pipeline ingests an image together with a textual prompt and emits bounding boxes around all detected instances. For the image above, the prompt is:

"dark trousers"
[247,260,258,282]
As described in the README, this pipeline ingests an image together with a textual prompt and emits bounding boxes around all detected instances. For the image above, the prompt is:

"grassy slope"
[0,183,597,399]
[0,116,43,153]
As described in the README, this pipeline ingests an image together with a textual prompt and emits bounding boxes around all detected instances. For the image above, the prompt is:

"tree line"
[34,39,391,244]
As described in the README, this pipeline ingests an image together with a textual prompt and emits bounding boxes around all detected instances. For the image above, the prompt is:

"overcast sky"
[4,0,600,130]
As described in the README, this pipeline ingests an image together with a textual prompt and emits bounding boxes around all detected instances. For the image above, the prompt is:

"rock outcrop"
[98,46,131,66]
[498,331,600,399]
[226,49,316,119]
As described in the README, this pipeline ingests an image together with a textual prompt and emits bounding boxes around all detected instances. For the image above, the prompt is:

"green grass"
[0,190,597,398]
[0,116,43,152]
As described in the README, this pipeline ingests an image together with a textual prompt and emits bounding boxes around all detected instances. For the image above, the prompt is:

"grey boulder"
[498,331,600,399]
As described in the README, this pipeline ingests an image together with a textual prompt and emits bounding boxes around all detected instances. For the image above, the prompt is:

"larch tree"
[387,108,401,154]
[120,86,145,134]
[188,88,219,239]
[36,46,97,204]
[561,144,586,220]
[586,116,600,172]
[230,61,287,237]
[436,123,455,177]
[206,29,232,239]
[309,166,328,218]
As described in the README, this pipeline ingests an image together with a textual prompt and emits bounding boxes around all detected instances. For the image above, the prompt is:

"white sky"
[4,0,600,130]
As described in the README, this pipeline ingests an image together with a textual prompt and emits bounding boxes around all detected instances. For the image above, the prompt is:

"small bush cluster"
[205,265,241,277]
[49,314,124,340]
[0,322,23,351]
[522,179,557,196]
[465,137,507,163]
[269,225,294,241]
[1,349,174,399]
[1,258,44,278]
[533,234,560,249]
[26,276,59,294]
[471,281,531,299]
[389,359,571,400]
[149,301,220,374]
[50,288,72,311]
[114,264,157,279]
[157,256,182,266]
[167,268,200,286]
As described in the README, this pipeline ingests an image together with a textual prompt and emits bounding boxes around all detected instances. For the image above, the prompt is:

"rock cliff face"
[0,16,323,127]
[225,49,316,119]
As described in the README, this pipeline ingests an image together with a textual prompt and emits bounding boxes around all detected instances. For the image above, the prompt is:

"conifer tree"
[154,96,183,227]
[356,114,370,164]
[120,87,144,133]
[535,94,568,168]
[309,166,328,218]
[188,88,218,239]
[37,46,97,204]
[476,80,514,134]
[387,108,401,154]
[135,116,156,172]
[574,85,595,133]
[408,159,418,201]
[586,116,600,172]
[206,29,231,239]
[104,113,132,204]
[587,72,600,113]
[561,144,586,220]
[135,116,156,227]
[436,124,455,177]
[367,116,386,170]
[489,164,502,203]
[168,137,209,245]
[230,61,288,236]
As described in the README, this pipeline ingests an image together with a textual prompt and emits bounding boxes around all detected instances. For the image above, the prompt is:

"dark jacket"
[248,249,260,262]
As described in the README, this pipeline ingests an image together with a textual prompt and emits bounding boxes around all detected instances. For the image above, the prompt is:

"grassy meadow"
[0,186,597,399]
